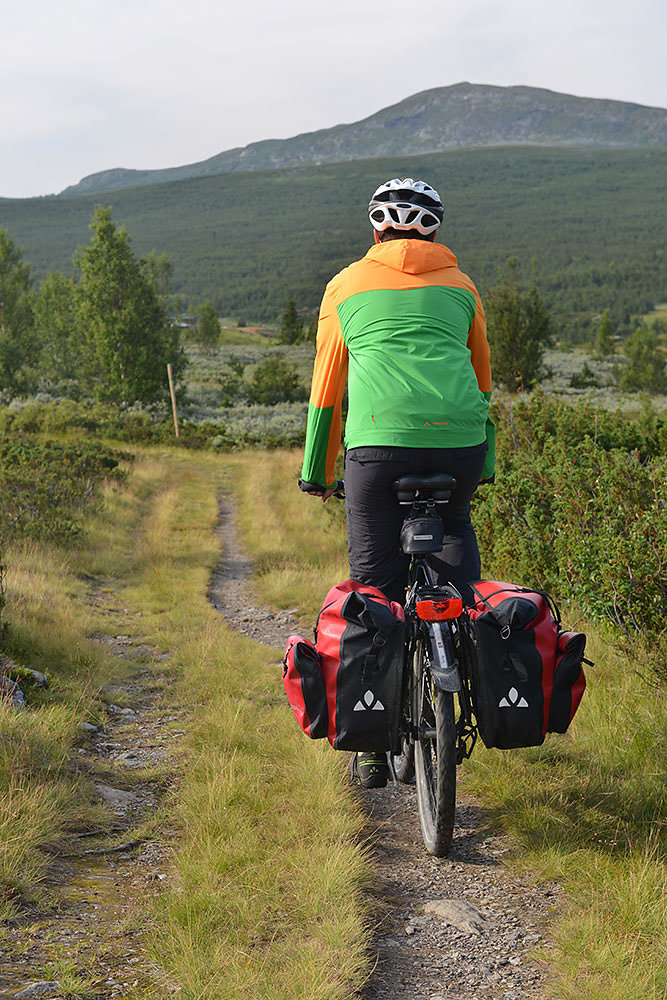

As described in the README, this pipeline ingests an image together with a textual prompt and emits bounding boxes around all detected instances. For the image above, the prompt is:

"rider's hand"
[320,485,339,503]
[302,485,338,502]
[298,478,343,502]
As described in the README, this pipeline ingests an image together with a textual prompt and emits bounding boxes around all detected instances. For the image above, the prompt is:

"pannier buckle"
[500,624,511,640]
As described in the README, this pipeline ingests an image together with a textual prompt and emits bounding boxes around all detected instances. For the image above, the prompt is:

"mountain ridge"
[61,82,667,197]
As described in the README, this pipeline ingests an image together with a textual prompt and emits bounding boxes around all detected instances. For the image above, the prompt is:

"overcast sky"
[2,0,665,199]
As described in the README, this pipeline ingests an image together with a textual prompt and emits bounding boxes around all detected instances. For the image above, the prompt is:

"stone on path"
[95,783,138,813]
[423,898,490,935]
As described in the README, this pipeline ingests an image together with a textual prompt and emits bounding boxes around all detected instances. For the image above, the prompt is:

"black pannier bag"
[465,581,588,750]
[282,580,406,752]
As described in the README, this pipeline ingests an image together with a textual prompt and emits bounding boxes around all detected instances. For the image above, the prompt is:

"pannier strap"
[346,592,397,645]
[469,583,562,631]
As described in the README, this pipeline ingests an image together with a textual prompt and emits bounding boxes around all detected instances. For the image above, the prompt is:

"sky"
[2,0,666,199]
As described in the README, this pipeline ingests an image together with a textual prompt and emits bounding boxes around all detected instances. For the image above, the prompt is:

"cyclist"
[300,177,494,787]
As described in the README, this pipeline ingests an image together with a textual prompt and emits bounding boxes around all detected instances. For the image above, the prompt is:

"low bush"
[473,392,667,680]
[0,437,128,545]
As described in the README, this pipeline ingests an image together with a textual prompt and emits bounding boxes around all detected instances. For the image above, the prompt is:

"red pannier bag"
[465,581,588,749]
[282,635,329,740]
[282,581,406,752]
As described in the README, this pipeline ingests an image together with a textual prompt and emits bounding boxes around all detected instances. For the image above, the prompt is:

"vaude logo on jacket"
[499,686,529,709]
[354,689,385,712]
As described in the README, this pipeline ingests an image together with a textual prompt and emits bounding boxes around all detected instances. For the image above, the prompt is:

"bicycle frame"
[401,552,478,766]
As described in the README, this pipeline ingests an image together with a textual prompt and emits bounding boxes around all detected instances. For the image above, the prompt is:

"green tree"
[278,299,303,344]
[74,207,186,405]
[569,361,600,389]
[34,272,81,383]
[615,326,666,393]
[485,259,555,391]
[198,300,221,352]
[594,308,615,358]
[304,315,318,343]
[218,356,247,407]
[247,355,307,405]
[0,227,34,392]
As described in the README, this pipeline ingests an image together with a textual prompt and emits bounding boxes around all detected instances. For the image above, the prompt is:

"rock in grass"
[15,983,63,998]
[0,674,26,710]
[19,667,49,688]
[0,655,49,688]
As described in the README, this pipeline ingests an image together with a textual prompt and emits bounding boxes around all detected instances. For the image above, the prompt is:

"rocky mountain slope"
[62,82,667,196]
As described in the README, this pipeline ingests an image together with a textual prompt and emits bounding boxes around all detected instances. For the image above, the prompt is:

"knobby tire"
[413,634,457,856]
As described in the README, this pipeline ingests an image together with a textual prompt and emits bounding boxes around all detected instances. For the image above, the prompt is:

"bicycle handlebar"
[298,478,345,499]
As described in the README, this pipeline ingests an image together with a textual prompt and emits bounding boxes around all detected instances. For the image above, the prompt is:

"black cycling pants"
[344,443,487,605]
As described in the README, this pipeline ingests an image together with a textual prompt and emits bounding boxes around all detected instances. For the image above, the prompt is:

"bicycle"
[299,472,477,857]
[390,472,477,856]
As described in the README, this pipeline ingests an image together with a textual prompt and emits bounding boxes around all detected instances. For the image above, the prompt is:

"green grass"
[0,446,370,996]
[0,503,153,918]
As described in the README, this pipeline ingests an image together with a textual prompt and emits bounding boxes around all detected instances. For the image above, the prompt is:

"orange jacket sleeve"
[301,288,349,488]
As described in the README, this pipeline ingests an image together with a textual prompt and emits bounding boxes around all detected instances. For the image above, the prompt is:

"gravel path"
[210,497,560,1000]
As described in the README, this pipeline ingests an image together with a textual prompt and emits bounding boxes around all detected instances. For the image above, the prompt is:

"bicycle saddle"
[393,473,457,504]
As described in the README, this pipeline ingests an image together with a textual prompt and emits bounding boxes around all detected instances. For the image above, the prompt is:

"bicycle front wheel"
[413,635,456,856]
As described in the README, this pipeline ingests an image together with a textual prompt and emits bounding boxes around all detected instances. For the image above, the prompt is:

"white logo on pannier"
[354,689,385,712]
[499,686,529,709]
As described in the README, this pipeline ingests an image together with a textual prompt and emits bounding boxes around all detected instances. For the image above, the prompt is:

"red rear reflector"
[416,598,463,621]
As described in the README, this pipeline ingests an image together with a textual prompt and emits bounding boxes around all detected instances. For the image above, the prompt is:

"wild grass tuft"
[0,533,135,917]
[463,628,666,999]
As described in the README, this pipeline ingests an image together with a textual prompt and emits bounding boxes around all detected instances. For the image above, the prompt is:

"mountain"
[61,83,667,197]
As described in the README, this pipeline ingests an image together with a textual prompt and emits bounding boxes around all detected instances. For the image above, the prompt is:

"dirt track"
[211,501,560,1000]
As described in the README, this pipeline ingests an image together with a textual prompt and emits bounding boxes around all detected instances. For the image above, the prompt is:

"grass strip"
[87,448,370,1000]
[233,447,667,1000]
[0,531,136,920]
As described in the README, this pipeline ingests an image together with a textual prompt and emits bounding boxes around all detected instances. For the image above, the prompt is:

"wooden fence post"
[167,363,180,438]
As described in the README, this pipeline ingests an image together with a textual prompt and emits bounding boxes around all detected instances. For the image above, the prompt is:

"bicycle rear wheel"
[413,634,456,856]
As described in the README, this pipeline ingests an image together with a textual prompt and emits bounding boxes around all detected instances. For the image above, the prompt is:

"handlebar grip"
[298,478,345,498]
[298,478,326,493]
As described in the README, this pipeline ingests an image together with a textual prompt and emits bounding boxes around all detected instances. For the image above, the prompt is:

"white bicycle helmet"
[368,177,443,236]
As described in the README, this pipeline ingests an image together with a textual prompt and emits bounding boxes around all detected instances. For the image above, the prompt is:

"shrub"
[614,326,666,394]
[485,259,555,391]
[473,392,667,680]
[0,437,128,545]
[247,356,308,405]
[569,361,601,389]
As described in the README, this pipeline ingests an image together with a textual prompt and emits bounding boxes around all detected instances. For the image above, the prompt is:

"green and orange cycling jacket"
[301,239,495,489]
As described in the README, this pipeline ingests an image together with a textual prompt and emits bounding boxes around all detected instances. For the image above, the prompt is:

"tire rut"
[0,581,182,1000]
[210,498,561,1000]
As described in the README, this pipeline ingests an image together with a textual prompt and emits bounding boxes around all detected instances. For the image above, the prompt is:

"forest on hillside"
[1,147,665,342]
